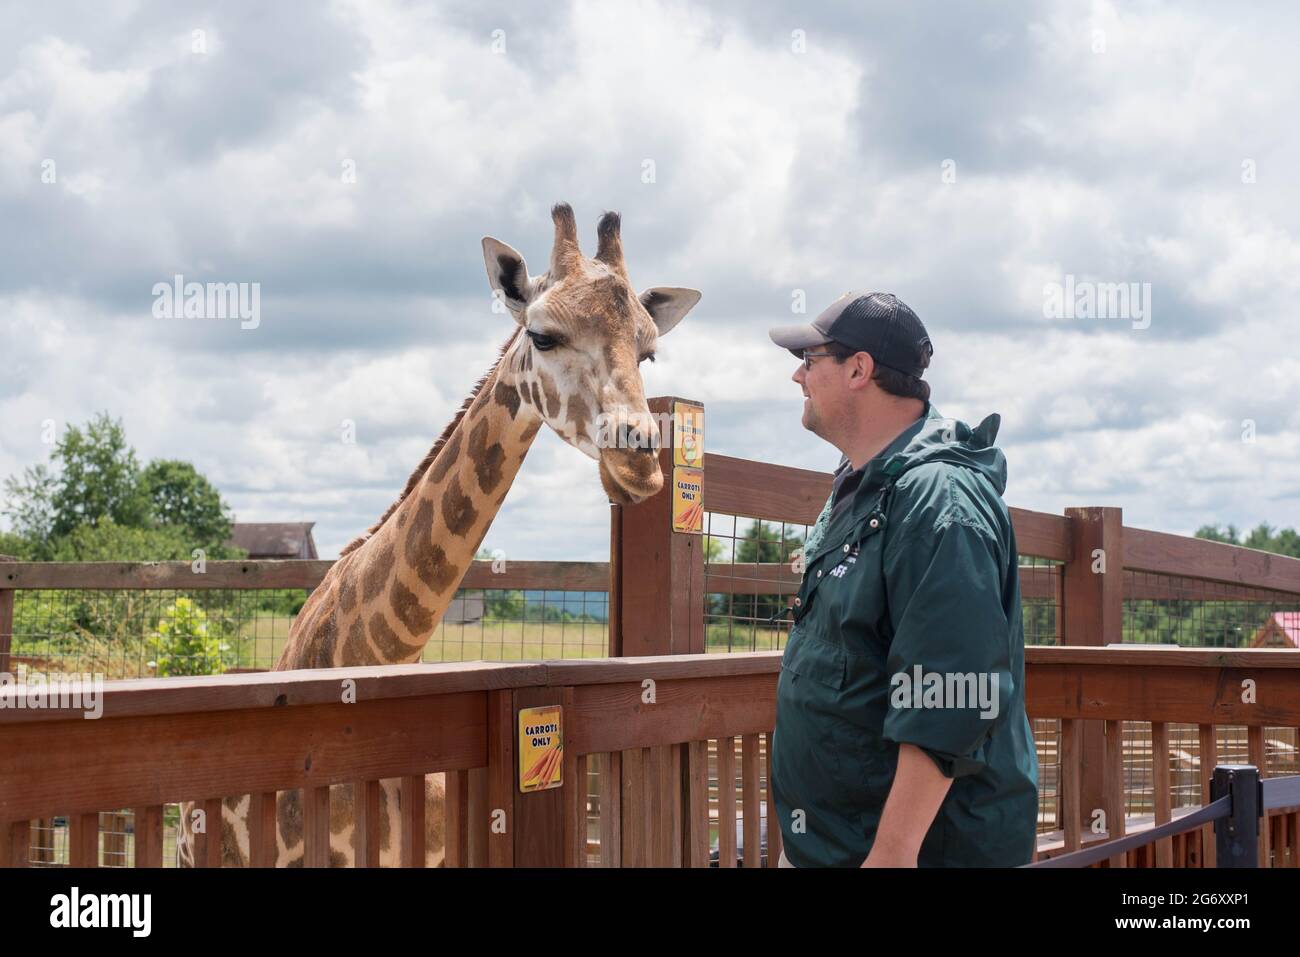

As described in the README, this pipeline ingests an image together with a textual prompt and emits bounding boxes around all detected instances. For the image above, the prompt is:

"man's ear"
[482,237,535,315]
[640,287,701,336]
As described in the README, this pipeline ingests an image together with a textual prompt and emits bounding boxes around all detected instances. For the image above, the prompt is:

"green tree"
[141,459,234,545]
[151,597,228,677]
[49,412,151,536]
[1,464,58,558]
[48,517,196,561]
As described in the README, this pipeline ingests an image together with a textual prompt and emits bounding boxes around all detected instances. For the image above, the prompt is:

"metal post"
[1212,764,1261,868]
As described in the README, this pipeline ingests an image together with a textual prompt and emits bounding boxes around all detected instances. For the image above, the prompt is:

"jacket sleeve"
[879,512,1014,779]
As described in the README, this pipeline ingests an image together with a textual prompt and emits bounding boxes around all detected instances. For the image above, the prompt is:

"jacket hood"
[859,403,1008,497]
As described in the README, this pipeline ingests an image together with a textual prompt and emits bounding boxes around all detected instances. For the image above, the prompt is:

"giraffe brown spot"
[391,578,434,635]
[362,542,396,603]
[331,783,353,834]
[567,394,593,440]
[429,430,462,483]
[530,381,543,412]
[221,811,247,868]
[468,417,506,494]
[286,855,303,868]
[330,849,349,868]
[441,476,479,537]
[313,611,339,667]
[278,789,303,850]
[339,576,357,614]
[520,420,541,443]
[405,499,460,594]
[341,617,369,665]
[493,379,521,417]
[539,370,562,418]
[369,611,423,661]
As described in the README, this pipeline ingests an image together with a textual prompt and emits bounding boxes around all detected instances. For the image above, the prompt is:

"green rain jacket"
[771,402,1038,867]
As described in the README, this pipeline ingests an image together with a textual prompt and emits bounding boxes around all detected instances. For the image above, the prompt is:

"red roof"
[1254,612,1300,648]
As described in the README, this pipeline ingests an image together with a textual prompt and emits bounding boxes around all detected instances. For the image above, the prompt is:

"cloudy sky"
[2,0,1298,560]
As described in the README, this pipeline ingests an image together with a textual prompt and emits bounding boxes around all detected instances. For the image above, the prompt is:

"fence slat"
[303,787,330,868]
[399,774,425,868]
[599,752,621,867]
[1152,723,1172,867]
[351,781,380,869]
[1199,724,1217,868]
[444,771,470,868]
[718,736,736,868]
[1104,720,1125,867]
[1061,719,1081,852]
[742,734,760,869]
[69,811,99,867]
[2,820,30,868]
[1248,725,1270,868]
[684,741,709,867]
[133,805,163,868]
[764,731,781,867]
[620,747,646,867]
[247,791,278,867]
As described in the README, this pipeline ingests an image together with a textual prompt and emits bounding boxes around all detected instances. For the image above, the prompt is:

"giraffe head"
[482,203,700,504]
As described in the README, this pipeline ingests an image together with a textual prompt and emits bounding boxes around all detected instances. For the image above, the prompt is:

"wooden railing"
[3,647,1298,867]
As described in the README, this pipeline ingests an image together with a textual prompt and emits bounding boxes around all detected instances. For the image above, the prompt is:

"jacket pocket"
[780,632,846,690]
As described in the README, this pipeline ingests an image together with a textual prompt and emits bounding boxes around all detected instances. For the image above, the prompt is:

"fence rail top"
[1025,646,1300,668]
[0,652,785,725]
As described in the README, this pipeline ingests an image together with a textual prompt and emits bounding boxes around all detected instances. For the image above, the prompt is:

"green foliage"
[2,464,58,558]
[141,459,235,545]
[49,412,152,537]
[0,530,40,560]
[151,597,229,677]
[1195,522,1300,559]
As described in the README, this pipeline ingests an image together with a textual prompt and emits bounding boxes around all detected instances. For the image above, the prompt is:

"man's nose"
[792,364,806,385]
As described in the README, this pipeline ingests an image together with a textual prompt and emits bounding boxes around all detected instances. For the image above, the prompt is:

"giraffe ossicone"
[178,202,701,867]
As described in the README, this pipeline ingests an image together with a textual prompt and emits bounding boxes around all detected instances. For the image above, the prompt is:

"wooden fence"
[3,395,1300,866]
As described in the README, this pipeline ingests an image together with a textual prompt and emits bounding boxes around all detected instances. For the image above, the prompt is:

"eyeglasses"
[801,350,836,370]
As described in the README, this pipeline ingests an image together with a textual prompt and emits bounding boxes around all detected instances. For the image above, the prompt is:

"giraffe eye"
[640,352,656,364]
[527,330,558,351]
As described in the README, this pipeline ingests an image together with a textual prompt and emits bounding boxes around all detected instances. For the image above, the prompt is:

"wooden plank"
[1248,725,1269,868]
[741,734,760,869]
[1026,646,1300,669]
[1151,723,1172,867]
[702,453,831,525]
[468,767,488,868]
[0,692,487,823]
[1026,662,1300,725]
[248,791,278,868]
[1061,718,1081,853]
[1104,720,1125,867]
[0,661,546,726]
[303,786,330,868]
[444,771,470,868]
[1010,508,1073,563]
[399,775,424,868]
[2,820,30,868]
[1124,526,1300,593]
[0,557,14,677]
[1199,724,1217,868]
[567,674,777,755]
[68,811,99,867]
[132,806,163,868]
[486,690,513,868]
[620,747,646,867]
[0,558,610,593]
[564,753,586,868]
[513,686,565,867]
[765,731,781,867]
[191,798,223,868]
[684,741,709,867]
[718,737,736,868]
[599,752,621,867]
[608,504,624,657]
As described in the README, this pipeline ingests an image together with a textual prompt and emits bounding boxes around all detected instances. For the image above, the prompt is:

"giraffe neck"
[279,332,545,669]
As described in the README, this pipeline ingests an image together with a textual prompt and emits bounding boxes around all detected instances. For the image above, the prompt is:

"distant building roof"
[227,522,318,560]
[1250,611,1300,649]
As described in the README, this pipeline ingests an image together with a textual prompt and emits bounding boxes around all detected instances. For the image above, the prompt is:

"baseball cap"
[768,291,934,378]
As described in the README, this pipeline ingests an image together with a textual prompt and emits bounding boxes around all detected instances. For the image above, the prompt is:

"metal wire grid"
[1122,570,1300,647]
[9,586,611,677]
[702,511,809,653]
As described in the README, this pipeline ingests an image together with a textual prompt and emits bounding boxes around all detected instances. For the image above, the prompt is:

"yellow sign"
[518,705,563,793]
[673,402,704,468]
[672,466,704,534]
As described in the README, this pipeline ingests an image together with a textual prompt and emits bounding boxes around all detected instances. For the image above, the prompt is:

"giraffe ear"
[482,237,536,315]
[640,287,701,337]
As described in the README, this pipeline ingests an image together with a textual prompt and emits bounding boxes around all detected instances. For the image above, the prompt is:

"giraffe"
[177,203,700,866]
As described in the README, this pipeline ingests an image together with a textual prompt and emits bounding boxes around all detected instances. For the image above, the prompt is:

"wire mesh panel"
[22,807,187,868]
[702,511,810,654]
[1020,558,1063,646]
[1122,570,1300,647]
[9,585,611,677]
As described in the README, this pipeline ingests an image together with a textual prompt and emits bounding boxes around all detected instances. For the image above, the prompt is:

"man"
[767,291,1038,868]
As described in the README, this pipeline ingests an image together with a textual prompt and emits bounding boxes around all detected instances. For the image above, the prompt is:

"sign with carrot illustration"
[672,466,704,534]
[518,705,563,792]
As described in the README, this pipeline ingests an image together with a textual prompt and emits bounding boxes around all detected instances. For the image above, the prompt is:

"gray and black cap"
[768,291,934,378]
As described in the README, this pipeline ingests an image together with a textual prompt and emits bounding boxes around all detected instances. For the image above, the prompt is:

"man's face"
[792,345,849,439]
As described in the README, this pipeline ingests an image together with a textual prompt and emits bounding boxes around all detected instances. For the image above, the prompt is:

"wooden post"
[512,686,566,866]
[1061,507,1123,840]
[0,555,15,678]
[611,396,706,658]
